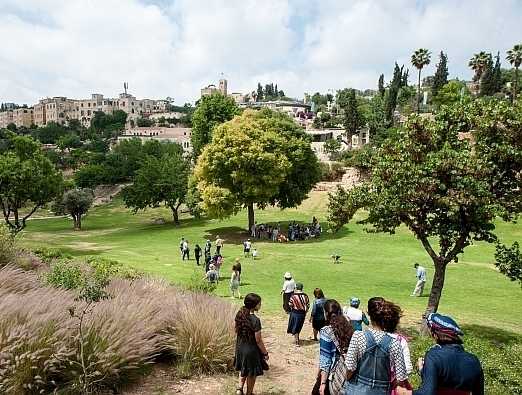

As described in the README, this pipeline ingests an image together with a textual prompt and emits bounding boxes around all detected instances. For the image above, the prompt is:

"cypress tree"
[493,52,502,93]
[432,51,449,98]
[378,74,385,97]
[479,54,495,96]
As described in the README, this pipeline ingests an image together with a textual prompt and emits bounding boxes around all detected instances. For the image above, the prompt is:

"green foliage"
[136,117,154,127]
[378,74,385,97]
[74,164,110,188]
[432,80,471,108]
[432,51,449,98]
[479,53,498,96]
[469,51,491,82]
[184,270,217,293]
[341,145,375,170]
[122,144,189,224]
[63,188,94,229]
[337,88,364,134]
[45,260,85,289]
[31,121,68,144]
[194,109,321,227]
[33,247,72,263]
[191,93,239,158]
[495,242,522,287]
[0,134,63,233]
[319,161,345,182]
[411,48,431,112]
[185,175,203,219]
[328,98,522,314]
[323,138,342,160]
[90,110,127,138]
[0,224,17,267]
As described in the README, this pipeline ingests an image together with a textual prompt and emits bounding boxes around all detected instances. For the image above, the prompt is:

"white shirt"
[244,241,252,249]
[182,241,188,250]
[416,266,427,281]
[252,250,258,257]
[282,279,296,293]
[343,306,363,321]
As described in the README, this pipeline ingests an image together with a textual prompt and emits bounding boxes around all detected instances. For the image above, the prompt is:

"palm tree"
[468,52,491,82]
[411,48,431,113]
[506,44,522,102]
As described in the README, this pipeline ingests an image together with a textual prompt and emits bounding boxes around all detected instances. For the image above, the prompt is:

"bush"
[33,247,72,263]
[319,161,345,182]
[184,270,217,294]
[44,260,84,290]
[0,266,236,393]
[341,145,375,170]
[0,225,17,267]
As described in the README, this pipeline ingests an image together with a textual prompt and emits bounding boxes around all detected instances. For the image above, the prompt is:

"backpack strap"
[364,330,377,349]
[378,334,393,353]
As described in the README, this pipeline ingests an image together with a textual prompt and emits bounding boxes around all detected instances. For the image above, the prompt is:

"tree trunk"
[417,68,422,113]
[514,66,519,103]
[424,258,448,317]
[172,208,179,225]
[247,203,255,232]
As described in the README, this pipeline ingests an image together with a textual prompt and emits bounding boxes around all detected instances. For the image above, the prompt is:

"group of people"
[249,217,322,243]
[233,275,484,395]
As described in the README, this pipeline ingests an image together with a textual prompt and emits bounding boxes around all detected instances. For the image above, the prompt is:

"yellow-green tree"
[194,109,321,229]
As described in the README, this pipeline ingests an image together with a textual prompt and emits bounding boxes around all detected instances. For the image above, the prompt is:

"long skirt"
[282,292,293,313]
[287,310,306,335]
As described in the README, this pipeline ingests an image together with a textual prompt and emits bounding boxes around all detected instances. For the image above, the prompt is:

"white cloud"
[0,0,520,105]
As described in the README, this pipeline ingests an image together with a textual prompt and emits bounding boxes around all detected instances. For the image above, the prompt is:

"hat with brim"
[284,272,292,279]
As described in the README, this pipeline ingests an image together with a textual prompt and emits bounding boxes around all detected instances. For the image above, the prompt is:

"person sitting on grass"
[343,297,369,331]
[287,282,310,346]
[331,254,341,264]
[397,313,484,395]
[204,264,219,284]
[252,248,258,260]
[234,293,268,395]
[309,288,327,341]
[230,264,241,298]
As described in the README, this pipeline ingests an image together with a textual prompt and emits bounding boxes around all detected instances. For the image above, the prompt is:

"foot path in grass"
[123,316,318,395]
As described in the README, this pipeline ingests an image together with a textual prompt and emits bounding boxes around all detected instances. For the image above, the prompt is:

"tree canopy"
[122,143,189,224]
[328,98,521,316]
[0,134,63,233]
[63,188,94,230]
[194,109,321,229]
[191,93,239,158]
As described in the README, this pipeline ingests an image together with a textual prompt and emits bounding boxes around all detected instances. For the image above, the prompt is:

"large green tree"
[506,43,522,102]
[431,80,471,108]
[328,98,521,317]
[195,109,321,229]
[0,135,63,233]
[191,93,239,158]
[411,48,431,113]
[432,51,449,98]
[337,89,364,136]
[468,51,491,84]
[122,144,189,225]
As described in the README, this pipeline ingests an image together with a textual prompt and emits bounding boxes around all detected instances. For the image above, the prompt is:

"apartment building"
[13,108,34,127]
[0,111,14,128]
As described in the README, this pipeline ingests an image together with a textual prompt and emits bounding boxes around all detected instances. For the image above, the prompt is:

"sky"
[0,0,521,106]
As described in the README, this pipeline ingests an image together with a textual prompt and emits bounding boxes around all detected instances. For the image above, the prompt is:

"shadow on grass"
[463,324,521,346]
[203,224,354,246]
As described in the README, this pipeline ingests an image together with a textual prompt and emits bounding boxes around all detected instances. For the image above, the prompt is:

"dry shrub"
[0,267,236,393]
[162,292,236,374]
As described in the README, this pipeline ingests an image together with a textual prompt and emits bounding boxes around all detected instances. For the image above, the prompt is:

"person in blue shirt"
[397,313,484,395]
[309,288,327,341]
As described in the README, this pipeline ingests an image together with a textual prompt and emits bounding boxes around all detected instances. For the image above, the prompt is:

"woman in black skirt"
[287,282,310,345]
[234,293,268,395]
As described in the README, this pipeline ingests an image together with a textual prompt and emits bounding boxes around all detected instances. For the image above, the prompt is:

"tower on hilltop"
[219,74,227,96]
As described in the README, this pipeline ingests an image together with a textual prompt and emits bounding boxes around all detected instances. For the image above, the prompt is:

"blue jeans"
[343,380,389,395]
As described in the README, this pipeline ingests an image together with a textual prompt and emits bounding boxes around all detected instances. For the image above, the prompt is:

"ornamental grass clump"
[0,266,237,393]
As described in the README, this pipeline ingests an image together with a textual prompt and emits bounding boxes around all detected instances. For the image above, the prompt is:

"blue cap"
[350,297,360,307]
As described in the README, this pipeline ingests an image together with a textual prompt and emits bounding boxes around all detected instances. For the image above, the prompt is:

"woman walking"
[314,299,354,395]
[344,297,409,395]
[230,264,241,298]
[343,297,369,331]
[234,257,242,283]
[310,288,327,341]
[281,272,295,313]
[234,293,269,395]
[287,282,310,345]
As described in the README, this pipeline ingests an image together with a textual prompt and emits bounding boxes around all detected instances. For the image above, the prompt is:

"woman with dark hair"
[397,313,484,395]
[287,282,310,345]
[234,293,268,395]
[344,297,409,395]
[309,288,327,341]
[314,299,354,395]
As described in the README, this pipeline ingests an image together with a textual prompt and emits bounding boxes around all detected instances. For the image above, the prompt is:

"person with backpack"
[343,297,409,395]
[313,299,354,395]
[397,313,484,395]
[310,288,327,341]
[204,264,219,284]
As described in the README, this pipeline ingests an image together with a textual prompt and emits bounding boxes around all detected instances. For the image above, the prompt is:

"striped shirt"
[289,292,310,312]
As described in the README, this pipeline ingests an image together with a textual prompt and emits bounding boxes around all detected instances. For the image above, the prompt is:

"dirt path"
[124,315,318,395]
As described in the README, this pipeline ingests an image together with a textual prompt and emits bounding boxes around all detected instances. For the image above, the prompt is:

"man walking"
[411,263,427,296]
[215,235,223,255]
[182,239,190,261]
[179,237,185,257]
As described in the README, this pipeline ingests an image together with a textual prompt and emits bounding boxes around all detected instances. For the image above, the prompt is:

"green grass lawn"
[20,191,522,333]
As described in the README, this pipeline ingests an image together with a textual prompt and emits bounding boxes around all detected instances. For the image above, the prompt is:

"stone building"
[117,126,192,154]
